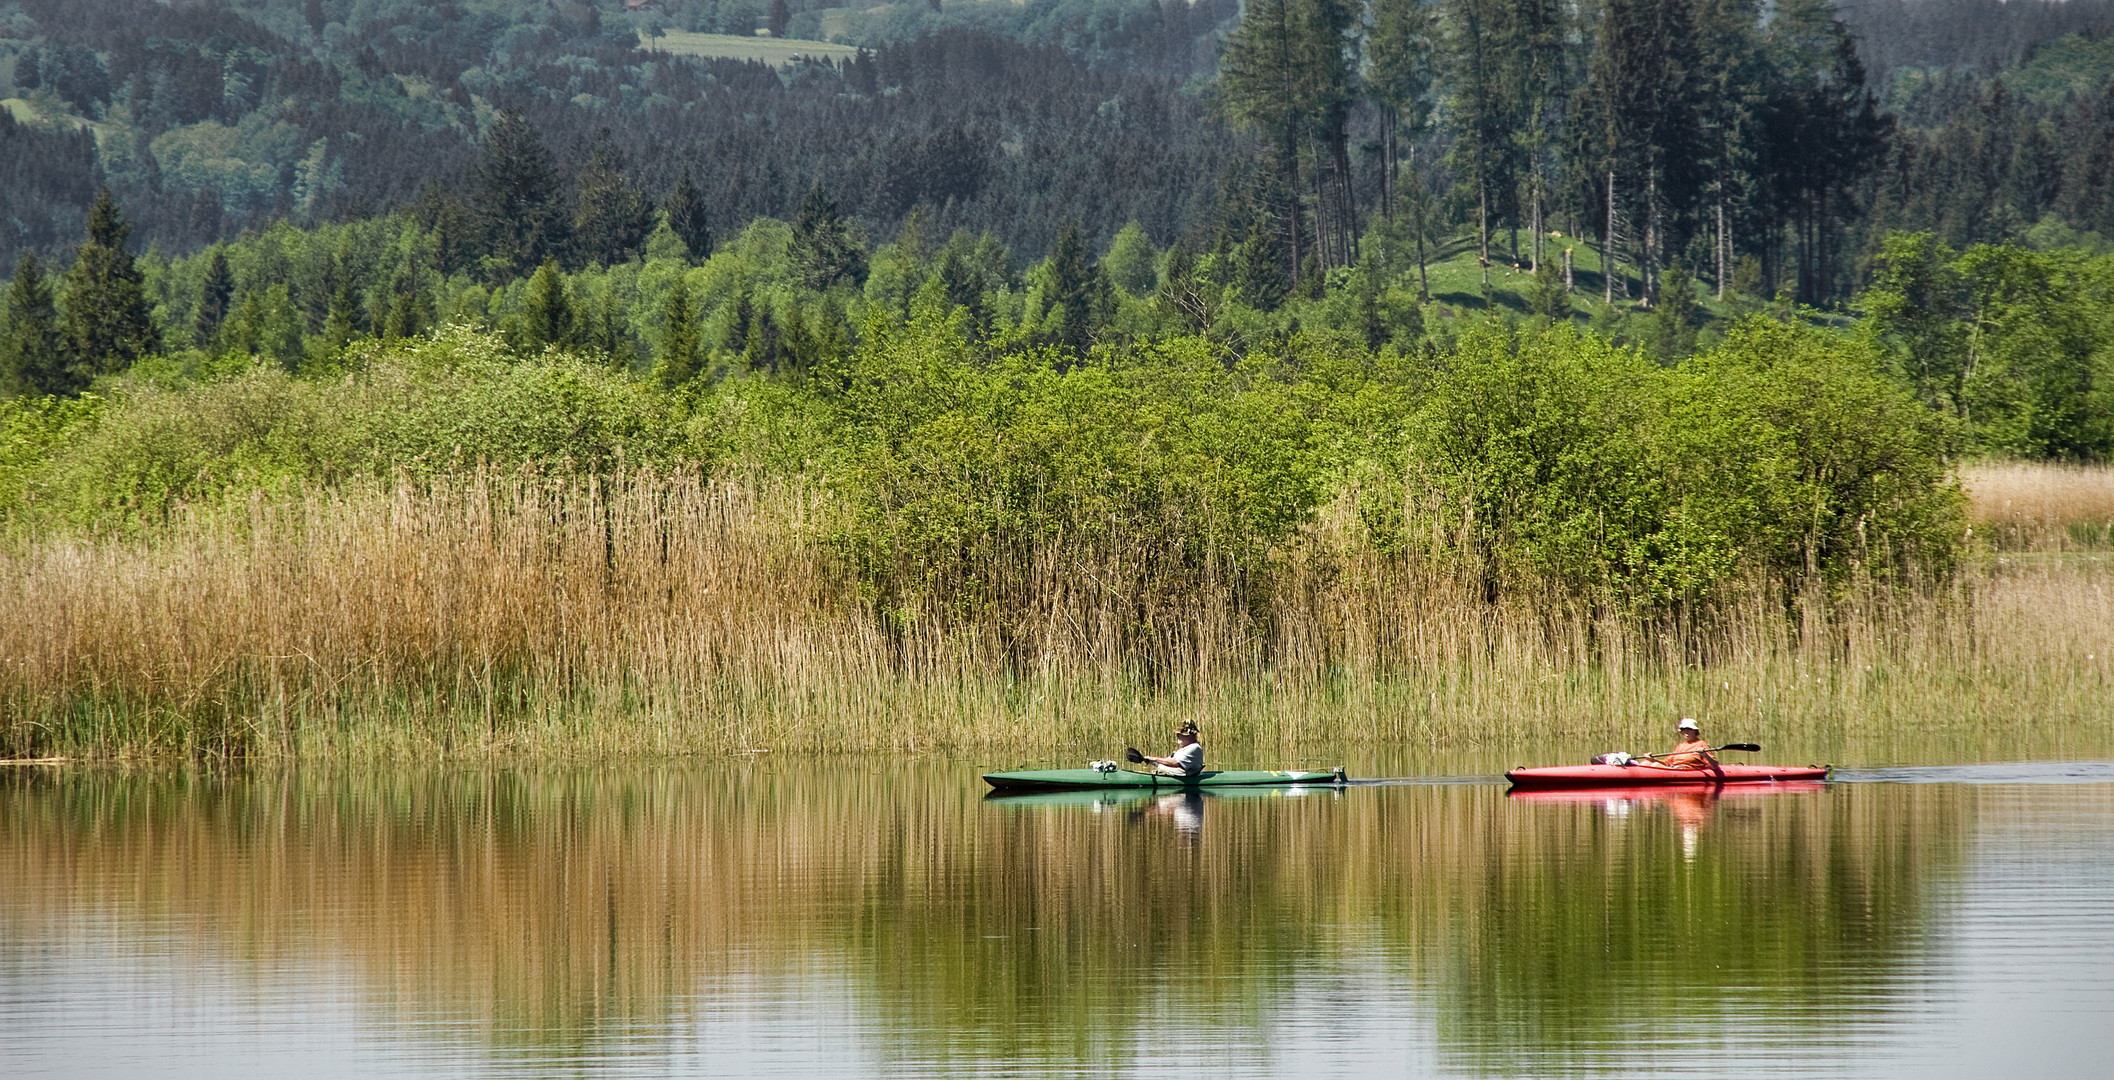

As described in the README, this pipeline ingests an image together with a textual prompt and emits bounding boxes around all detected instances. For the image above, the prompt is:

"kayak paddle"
[1640,742,1761,762]
[1124,747,1145,764]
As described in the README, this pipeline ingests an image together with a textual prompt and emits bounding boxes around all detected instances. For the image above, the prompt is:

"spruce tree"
[1044,222,1114,355]
[1366,0,1439,222]
[664,167,713,263]
[3,254,68,398]
[1217,0,1309,287]
[790,182,865,290]
[654,277,702,387]
[1232,218,1290,310]
[474,109,567,281]
[59,188,156,383]
[381,268,431,342]
[322,280,361,350]
[521,258,575,350]
[194,248,235,351]
[572,129,654,268]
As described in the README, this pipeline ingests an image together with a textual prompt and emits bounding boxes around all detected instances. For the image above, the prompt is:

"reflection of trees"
[0,769,1967,1067]
[1363,784,1969,1075]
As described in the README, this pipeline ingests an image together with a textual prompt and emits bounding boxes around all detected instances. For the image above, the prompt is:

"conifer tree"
[1232,218,1290,310]
[1152,239,1212,332]
[572,129,654,268]
[474,109,567,282]
[3,253,67,398]
[1044,222,1115,355]
[654,277,703,387]
[521,258,574,350]
[790,182,865,290]
[1218,0,1309,286]
[664,167,713,264]
[1366,0,1439,222]
[381,267,431,342]
[322,279,361,350]
[194,248,235,351]
[59,188,155,384]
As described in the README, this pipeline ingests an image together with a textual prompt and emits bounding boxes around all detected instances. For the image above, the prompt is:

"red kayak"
[1507,780,1828,802]
[1504,763,1830,789]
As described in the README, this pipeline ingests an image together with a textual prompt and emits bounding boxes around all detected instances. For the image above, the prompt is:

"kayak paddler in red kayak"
[1653,718,1719,770]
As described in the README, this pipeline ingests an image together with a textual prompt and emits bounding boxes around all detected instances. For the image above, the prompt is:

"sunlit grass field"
[637,29,860,66]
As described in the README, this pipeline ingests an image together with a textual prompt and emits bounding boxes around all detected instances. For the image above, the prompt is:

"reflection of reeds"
[2,467,2110,759]
[1962,461,2114,550]
[0,765,2031,1060]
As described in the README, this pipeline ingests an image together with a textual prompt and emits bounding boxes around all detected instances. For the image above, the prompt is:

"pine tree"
[194,248,235,351]
[1440,0,1512,295]
[768,0,791,37]
[381,268,431,342]
[1218,0,1310,286]
[3,253,68,398]
[1152,239,1212,332]
[572,129,654,268]
[59,188,156,384]
[1589,0,1710,305]
[654,277,703,387]
[1366,0,1439,222]
[1233,218,1291,310]
[474,109,568,282]
[1044,222,1115,355]
[664,167,713,264]
[322,279,361,350]
[521,258,574,350]
[790,182,865,290]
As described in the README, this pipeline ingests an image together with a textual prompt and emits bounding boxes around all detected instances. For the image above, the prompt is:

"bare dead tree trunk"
[1604,169,1616,305]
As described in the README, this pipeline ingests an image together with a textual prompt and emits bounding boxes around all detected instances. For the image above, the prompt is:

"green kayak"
[982,766,1346,793]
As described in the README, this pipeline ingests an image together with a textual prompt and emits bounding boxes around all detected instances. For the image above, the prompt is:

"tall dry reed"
[2,465,2109,760]
[1961,460,2114,550]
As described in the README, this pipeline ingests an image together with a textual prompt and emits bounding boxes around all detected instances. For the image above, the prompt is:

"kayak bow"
[982,767,1345,793]
[1504,763,1830,789]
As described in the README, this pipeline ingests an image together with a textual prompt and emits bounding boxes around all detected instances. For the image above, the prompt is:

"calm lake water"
[5,752,2114,1078]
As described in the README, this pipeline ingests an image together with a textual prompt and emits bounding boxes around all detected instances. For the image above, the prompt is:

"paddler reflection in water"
[1655,717,1718,770]
[1140,719,1204,776]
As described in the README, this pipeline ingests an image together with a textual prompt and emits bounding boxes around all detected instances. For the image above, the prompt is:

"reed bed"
[2,464,2110,761]
[1961,460,2114,550]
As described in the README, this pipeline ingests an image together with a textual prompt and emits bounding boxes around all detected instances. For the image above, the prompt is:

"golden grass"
[3,463,2110,761]
[1961,460,2114,549]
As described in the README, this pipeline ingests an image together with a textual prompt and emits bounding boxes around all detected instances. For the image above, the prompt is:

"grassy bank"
[2,460,2107,762]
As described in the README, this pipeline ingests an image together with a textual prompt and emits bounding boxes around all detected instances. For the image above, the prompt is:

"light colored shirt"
[1170,741,1204,776]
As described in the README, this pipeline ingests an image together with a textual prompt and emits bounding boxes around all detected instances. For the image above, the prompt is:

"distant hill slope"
[2010,33,2114,103]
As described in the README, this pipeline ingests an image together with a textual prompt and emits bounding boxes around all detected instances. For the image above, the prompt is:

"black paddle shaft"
[1642,742,1761,761]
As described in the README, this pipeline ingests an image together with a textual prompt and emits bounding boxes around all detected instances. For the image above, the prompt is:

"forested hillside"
[3,0,2114,468]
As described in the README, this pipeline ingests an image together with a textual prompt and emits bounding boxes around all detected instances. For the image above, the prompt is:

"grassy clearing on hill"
[637,29,861,66]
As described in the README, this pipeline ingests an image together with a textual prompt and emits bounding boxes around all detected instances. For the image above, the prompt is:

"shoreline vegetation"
[3,318,2110,763]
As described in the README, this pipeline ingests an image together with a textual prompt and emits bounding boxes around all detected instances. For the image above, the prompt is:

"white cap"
[1677,718,1699,730]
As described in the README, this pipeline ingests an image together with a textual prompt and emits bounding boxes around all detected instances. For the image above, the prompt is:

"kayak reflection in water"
[1652,717,1718,770]
[1138,719,1204,777]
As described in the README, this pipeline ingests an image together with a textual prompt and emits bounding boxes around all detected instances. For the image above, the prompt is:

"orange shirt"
[1659,737,1717,770]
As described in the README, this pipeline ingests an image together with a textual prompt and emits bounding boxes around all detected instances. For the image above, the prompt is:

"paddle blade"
[1722,742,1762,752]
[1125,747,1145,764]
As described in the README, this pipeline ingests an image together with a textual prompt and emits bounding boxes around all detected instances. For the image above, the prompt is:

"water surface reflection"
[3,764,2111,1077]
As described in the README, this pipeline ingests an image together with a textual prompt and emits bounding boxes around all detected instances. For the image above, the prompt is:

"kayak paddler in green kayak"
[1136,719,1204,777]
